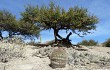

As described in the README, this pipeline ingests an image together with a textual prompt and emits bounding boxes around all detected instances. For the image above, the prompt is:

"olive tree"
[0,10,17,38]
[0,10,40,39]
[20,5,40,39]
[22,2,98,47]
[38,2,98,46]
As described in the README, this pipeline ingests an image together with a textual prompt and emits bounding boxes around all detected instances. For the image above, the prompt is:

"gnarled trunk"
[9,31,13,38]
[54,29,57,43]
[53,28,72,47]
[57,32,72,47]
[0,31,3,40]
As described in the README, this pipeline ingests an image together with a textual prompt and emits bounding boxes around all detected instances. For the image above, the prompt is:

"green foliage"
[20,5,41,38]
[78,39,98,46]
[21,5,40,23]
[0,10,17,31]
[0,1,98,43]
[17,21,40,38]
[38,3,98,36]
[0,10,19,38]
[103,38,110,47]
[21,2,98,38]
[0,9,40,39]
[20,2,98,45]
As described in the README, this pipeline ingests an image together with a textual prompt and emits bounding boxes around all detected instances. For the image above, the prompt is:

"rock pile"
[0,42,25,63]
[0,42,110,70]
[34,46,110,69]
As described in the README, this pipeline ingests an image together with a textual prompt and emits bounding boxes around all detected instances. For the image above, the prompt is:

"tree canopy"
[39,3,98,35]
[20,5,41,38]
[22,2,98,46]
[0,10,17,38]
[0,10,40,39]
[0,2,98,46]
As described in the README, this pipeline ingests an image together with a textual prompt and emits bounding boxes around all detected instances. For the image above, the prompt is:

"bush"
[0,42,24,63]
[103,38,110,47]
[2,36,25,45]
[77,39,98,46]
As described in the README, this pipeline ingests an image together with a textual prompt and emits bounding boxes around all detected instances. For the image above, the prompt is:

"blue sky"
[0,0,110,44]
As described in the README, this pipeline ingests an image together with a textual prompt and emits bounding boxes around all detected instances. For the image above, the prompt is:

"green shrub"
[77,39,98,46]
[103,38,110,47]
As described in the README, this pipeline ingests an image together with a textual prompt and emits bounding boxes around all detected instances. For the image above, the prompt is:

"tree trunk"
[54,29,57,43]
[54,29,63,43]
[66,32,72,40]
[56,32,63,40]
[0,31,3,40]
[53,28,73,47]
[9,31,13,38]
[57,32,72,47]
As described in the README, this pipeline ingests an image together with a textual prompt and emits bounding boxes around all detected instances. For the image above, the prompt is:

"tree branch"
[56,33,63,39]
[73,30,84,37]
[66,32,72,40]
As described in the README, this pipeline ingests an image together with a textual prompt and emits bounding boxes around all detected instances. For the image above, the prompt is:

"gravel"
[0,42,110,70]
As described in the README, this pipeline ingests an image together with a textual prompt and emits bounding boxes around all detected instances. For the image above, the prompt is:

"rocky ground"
[0,42,110,70]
